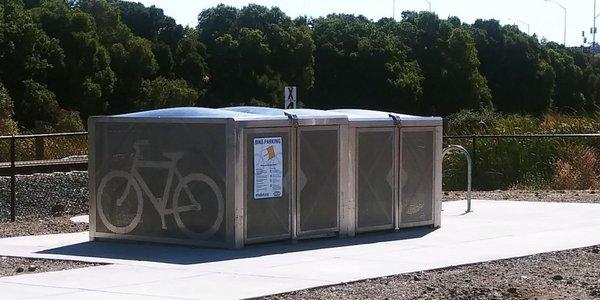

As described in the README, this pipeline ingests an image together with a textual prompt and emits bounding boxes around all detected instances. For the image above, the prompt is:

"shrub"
[0,81,18,135]
[445,109,500,135]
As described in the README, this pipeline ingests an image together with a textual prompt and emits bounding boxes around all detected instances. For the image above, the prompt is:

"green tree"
[310,14,423,112]
[0,0,65,129]
[111,0,187,78]
[78,0,158,113]
[136,77,199,109]
[198,4,314,107]
[544,44,586,113]
[0,81,18,135]
[399,12,491,115]
[111,0,183,50]
[0,0,64,91]
[174,29,208,92]
[31,0,115,119]
[471,19,555,114]
[17,80,61,128]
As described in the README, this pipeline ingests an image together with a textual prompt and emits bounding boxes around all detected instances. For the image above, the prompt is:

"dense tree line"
[1,0,600,134]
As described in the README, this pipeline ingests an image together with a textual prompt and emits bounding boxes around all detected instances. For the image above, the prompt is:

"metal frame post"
[284,112,299,241]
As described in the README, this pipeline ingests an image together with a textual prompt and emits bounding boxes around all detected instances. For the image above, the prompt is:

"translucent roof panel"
[331,109,442,125]
[284,108,347,119]
[221,106,285,116]
[113,107,260,119]
[331,109,395,122]
[222,107,347,121]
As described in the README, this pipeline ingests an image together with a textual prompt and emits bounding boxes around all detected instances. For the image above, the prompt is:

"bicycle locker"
[89,106,441,248]
[89,107,286,248]
[222,107,350,242]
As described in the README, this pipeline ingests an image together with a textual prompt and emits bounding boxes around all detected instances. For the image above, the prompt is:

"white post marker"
[284,86,297,109]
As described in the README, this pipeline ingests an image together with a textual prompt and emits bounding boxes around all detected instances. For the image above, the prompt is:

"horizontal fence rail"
[0,132,89,140]
[0,132,88,176]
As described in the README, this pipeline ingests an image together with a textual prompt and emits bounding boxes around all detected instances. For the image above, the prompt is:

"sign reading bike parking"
[284,86,297,109]
[253,137,283,199]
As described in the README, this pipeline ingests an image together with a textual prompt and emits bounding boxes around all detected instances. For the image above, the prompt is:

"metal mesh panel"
[298,128,339,233]
[357,130,394,230]
[401,130,434,224]
[93,121,227,242]
[245,131,291,241]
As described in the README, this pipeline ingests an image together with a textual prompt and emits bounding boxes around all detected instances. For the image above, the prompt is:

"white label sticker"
[254,137,283,199]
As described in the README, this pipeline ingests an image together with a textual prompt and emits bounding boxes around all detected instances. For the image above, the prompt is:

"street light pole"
[393,0,396,19]
[545,0,567,45]
[594,0,597,48]
[424,0,432,11]
[509,18,531,35]
[593,0,600,50]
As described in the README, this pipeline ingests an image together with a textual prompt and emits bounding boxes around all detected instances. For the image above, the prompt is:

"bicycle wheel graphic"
[97,171,143,234]
[173,173,224,239]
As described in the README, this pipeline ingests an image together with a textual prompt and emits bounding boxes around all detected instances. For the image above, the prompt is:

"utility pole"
[393,0,396,19]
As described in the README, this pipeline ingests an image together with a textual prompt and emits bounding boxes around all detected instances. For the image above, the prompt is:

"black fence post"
[10,135,16,222]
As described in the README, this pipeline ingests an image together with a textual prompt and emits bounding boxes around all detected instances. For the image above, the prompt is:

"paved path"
[1,200,600,300]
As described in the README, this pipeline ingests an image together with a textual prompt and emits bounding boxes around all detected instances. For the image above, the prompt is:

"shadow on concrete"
[38,227,437,265]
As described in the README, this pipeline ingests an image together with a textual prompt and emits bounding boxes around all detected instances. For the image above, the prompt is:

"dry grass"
[554,145,600,190]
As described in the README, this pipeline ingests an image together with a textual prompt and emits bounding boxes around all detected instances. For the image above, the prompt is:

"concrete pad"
[102,272,332,300]
[0,200,599,300]
[0,265,209,290]
[37,291,174,300]
[0,282,80,299]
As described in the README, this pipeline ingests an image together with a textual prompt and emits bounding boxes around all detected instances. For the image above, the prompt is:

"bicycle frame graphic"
[97,140,224,239]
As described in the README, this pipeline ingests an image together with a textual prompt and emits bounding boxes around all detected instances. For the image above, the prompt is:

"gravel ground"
[265,246,600,300]
[0,172,88,222]
[0,256,101,278]
[0,216,88,238]
[444,189,600,203]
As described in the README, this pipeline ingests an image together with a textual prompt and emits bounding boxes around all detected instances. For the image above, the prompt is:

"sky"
[136,0,599,47]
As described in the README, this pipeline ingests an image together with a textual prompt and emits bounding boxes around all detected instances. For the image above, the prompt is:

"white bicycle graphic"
[97,140,224,239]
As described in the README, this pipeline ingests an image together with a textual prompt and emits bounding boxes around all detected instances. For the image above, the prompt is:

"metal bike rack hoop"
[442,145,472,213]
